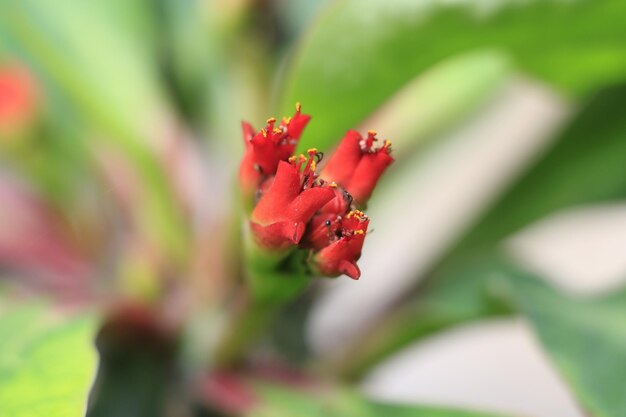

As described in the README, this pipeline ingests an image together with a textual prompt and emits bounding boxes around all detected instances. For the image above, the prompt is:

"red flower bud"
[250,152,335,250]
[312,210,369,280]
[322,130,393,205]
[239,103,311,197]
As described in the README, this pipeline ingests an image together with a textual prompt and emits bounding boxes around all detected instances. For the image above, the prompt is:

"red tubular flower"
[302,187,351,251]
[239,103,311,197]
[250,151,335,250]
[321,130,393,205]
[240,105,391,279]
[312,210,369,280]
[239,121,261,198]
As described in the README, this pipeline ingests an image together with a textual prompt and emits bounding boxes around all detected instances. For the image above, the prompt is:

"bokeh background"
[1,1,626,417]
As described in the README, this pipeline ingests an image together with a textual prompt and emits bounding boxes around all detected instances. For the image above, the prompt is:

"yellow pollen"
[284,116,292,124]
[261,128,267,138]
[288,156,297,163]
[307,148,318,154]
[367,130,377,136]
[354,230,365,235]
[329,182,337,188]
[273,128,282,134]
[383,139,392,148]
[347,210,366,220]
[296,102,302,112]
[299,154,307,162]
[266,117,276,124]
[310,160,317,171]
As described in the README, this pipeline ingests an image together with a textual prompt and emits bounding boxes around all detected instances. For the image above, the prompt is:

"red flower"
[321,130,393,205]
[240,105,392,279]
[0,64,38,136]
[312,210,369,280]
[239,103,311,198]
[250,150,335,250]
[302,187,351,251]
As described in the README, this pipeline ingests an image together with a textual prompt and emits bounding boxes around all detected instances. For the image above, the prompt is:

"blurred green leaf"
[0,0,164,139]
[511,277,626,417]
[337,83,626,378]
[333,252,516,380]
[0,305,97,416]
[450,82,626,256]
[251,383,509,417]
[357,50,511,155]
[0,0,190,261]
[276,0,334,40]
[154,0,215,121]
[279,0,626,150]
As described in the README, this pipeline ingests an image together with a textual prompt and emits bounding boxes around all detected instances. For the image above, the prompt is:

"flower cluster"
[239,104,393,279]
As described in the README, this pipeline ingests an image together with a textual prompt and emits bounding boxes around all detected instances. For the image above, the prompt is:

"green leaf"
[510,276,626,417]
[354,50,511,155]
[279,0,626,150]
[450,82,626,255]
[0,304,98,417]
[250,383,510,417]
[333,83,626,378]
[0,0,189,261]
[0,0,164,140]
[331,252,516,380]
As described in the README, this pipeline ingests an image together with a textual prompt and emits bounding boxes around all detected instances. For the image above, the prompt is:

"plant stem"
[213,233,310,367]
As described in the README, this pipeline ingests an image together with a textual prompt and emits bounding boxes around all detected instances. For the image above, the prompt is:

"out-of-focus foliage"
[453,83,626,255]
[0,304,97,417]
[250,383,509,417]
[0,0,188,259]
[511,276,626,417]
[280,0,626,151]
[335,82,626,378]
[0,0,625,416]
[355,51,511,155]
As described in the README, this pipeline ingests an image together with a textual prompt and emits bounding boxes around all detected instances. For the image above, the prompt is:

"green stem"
[213,296,278,367]
[214,232,310,367]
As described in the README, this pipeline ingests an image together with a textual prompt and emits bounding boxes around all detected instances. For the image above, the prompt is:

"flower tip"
[286,221,306,244]
[242,121,255,142]
[340,260,361,280]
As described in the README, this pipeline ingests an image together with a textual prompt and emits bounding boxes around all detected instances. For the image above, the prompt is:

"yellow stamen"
[307,148,318,154]
[347,210,366,220]
[266,117,276,124]
[273,128,282,135]
[367,130,377,136]
[288,156,297,163]
[296,102,302,112]
[310,160,317,171]
[261,128,267,138]
[354,230,365,235]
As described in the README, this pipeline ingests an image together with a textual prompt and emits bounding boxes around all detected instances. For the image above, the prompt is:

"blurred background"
[1,1,626,417]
